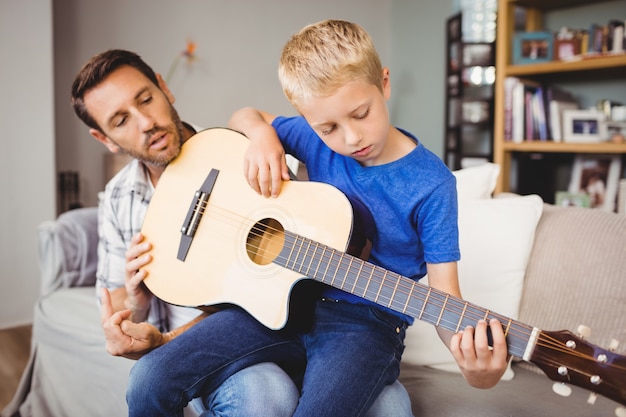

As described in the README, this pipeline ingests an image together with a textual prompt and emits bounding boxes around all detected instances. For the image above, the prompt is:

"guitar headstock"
[529,329,626,407]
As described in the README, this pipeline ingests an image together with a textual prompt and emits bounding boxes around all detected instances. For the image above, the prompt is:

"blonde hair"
[278,20,383,108]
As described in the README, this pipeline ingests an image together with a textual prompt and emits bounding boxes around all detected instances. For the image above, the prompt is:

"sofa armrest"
[37,207,99,296]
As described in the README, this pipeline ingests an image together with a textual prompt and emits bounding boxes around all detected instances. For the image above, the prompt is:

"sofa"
[3,163,626,417]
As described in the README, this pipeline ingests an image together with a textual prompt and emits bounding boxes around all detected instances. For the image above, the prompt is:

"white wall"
[53,0,393,207]
[0,0,56,328]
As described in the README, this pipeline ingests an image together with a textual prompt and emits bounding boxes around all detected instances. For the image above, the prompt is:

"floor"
[0,324,31,410]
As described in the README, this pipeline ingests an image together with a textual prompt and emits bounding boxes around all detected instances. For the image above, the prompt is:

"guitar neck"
[277,230,535,359]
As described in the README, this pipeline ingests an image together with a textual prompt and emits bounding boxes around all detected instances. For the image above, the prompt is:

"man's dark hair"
[71,49,159,131]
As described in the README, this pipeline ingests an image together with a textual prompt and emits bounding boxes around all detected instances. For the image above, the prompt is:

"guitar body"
[141,128,353,329]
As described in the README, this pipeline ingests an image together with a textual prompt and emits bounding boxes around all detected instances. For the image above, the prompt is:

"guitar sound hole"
[246,218,285,265]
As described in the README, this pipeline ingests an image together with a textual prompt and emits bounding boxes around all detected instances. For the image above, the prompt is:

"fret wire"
[285,234,297,271]
[418,288,431,320]
[352,261,365,293]
[402,282,415,314]
[504,319,512,338]
[303,239,315,275]
[337,256,354,290]
[320,247,332,284]
[374,270,388,304]
[350,262,363,294]
[328,249,340,285]
[310,242,323,278]
[436,294,449,326]
[361,267,374,298]
[484,309,490,321]
[455,302,468,333]
[388,275,400,309]
[291,234,304,272]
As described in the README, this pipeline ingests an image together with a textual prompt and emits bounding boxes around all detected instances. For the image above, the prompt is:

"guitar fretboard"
[276,231,532,359]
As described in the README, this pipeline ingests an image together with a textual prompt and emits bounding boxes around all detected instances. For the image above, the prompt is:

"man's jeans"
[127,299,409,417]
[190,363,413,417]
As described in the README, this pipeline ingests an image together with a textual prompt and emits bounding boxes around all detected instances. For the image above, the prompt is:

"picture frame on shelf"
[554,37,580,60]
[568,155,622,212]
[555,191,591,208]
[512,31,554,65]
[562,109,606,143]
[462,43,494,67]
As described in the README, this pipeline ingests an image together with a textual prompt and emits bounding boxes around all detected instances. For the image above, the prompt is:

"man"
[71,49,413,416]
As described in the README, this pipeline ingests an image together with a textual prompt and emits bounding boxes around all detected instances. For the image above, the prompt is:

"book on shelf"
[505,77,541,142]
[504,77,579,142]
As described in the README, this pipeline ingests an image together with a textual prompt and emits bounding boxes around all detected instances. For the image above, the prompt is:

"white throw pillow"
[402,194,544,381]
[453,162,500,200]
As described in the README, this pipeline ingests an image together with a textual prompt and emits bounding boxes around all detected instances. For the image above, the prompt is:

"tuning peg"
[587,392,597,405]
[615,406,626,417]
[552,382,572,397]
[577,324,591,339]
[609,339,619,351]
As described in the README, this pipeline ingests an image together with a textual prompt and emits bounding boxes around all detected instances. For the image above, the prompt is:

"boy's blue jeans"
[127,298,408,417]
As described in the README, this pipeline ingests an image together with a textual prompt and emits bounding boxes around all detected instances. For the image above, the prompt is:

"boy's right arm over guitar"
[229,107,289,198]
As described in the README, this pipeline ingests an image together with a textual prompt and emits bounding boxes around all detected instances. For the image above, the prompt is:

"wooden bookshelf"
[493,0,626,195]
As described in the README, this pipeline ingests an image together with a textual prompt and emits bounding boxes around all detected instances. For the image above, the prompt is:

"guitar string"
[191,203,624,370]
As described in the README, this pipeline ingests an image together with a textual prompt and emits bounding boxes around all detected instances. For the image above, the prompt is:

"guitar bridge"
[177,168,219,261]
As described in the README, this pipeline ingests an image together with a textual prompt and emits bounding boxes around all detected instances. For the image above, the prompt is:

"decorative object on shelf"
[165,39,198,84]
[568,155,622,212]
[562,109,606,143]
[555,191,591,208]
[513,31,554,65]
[554,27,581,60]
[608,19,625,53]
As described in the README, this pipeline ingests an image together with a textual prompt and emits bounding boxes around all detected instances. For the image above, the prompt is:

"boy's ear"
[381,67,391,99]
[156,73,176,104]
[89,128,120,153]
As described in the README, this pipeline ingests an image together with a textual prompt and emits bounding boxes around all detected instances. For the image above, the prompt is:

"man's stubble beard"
[121,104,185,168]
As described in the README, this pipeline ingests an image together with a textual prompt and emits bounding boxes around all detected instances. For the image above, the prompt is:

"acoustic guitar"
[141,128,626,407]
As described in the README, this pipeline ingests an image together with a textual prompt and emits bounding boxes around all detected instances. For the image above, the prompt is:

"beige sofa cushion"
[519,204,626,358]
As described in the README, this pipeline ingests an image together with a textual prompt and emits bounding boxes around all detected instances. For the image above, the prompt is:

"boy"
[124,20,508,417]
[229,18,509,391]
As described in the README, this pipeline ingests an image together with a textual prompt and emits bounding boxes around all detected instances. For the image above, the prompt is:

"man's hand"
[100,288,165,360]
[450,319,509,389]
[124,233,154,321]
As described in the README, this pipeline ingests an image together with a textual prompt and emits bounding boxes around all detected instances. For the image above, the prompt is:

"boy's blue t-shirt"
[272,116,460,323]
